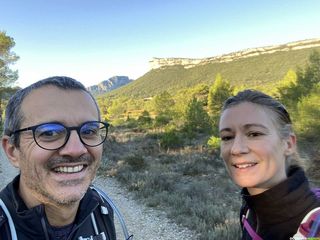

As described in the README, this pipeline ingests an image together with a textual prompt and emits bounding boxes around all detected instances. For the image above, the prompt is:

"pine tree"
[207,73,233,116]
[207,74,233,134]
[0,31,19,87]
[184,97,211,134]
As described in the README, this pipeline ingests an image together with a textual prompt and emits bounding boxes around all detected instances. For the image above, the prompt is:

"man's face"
[14,86,102,207]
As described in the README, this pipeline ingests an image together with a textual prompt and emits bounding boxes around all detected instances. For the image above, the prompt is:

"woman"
[218,89,320,239]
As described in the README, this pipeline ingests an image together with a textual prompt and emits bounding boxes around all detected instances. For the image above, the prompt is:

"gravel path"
[0,148,19,186]
[0,149,198,240]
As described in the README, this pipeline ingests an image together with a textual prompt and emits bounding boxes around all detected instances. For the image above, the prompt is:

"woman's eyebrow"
[243,123,268,130]
[219,127,232,134]
[219,124,268,134]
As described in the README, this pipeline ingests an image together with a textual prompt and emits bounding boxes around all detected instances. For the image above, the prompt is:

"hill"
[87,76,133,95]
[105,38,320,99]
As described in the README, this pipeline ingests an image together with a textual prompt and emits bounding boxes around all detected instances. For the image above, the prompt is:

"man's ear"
[284,133,297,156]
[2,136,20,168]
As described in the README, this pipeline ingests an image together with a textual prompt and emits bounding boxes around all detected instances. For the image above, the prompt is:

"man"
[0,76,116,240]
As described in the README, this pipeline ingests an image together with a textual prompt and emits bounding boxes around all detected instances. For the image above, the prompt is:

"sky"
[1,0,320,88]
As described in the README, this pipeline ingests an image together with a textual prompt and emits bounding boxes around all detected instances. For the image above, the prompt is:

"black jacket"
[240,166,320,240]
[0,175,116,240]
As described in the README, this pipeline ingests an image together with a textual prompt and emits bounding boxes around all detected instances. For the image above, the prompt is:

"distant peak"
[87,76,133,95]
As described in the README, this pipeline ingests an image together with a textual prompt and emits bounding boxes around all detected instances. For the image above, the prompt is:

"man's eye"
[82,129,97,135]
[81,127,99,137]
[35,124,66,140]
[40,130,58,137]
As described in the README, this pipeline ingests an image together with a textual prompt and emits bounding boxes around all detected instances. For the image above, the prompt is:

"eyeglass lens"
[34,122,107,150]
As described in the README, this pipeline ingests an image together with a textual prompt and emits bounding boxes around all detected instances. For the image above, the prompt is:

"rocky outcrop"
[87,76,133,95]
[149,38,320,69]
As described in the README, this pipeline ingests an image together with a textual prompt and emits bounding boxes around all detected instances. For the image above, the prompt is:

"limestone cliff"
[149,38,320,70]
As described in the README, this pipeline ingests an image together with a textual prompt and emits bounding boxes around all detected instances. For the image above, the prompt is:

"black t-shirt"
[48,223,74,240]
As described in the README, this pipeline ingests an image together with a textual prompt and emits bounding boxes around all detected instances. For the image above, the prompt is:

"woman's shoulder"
[293,207,320,239]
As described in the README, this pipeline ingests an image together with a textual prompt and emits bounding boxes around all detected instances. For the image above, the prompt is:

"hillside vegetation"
[98,44,320,239]
[105,44,320,98]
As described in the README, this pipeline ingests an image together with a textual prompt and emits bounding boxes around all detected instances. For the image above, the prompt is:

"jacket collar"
[241,166,316,224]
[1,174,101,237]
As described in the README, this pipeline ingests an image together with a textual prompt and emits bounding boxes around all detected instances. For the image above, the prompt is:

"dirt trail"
[0,148,19,186]
[0,148,197,240]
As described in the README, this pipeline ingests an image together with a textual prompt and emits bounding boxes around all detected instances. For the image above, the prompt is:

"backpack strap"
[293,207,320,238]
[241,209,263,240]
[0,198,17,240]
[311,188,320,198]
[241,188,320,240]
[90,185,133,240]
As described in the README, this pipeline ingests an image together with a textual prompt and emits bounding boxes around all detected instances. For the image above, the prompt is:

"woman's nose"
[231,135,249,155]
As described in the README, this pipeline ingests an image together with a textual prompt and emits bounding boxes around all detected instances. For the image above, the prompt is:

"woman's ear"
[2,136,20,168]
[284,133,297,156]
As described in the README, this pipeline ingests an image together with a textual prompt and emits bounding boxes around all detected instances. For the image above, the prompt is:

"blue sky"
[1,0,320,87]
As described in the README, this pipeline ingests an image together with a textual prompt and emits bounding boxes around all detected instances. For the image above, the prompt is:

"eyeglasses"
[10,121,109,150]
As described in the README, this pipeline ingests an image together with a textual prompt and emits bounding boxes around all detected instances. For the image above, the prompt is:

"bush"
[207,136,221,149]
[124,118,138,128]
[159,130,183,149]
[137,110,153,127]
[154,114,172,127]
[124,154,147,171]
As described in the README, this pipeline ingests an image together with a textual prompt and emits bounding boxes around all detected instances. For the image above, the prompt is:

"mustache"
[46,154,94,169]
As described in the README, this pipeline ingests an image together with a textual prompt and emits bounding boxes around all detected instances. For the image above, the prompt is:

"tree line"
[1,30,319,170]
[97,51,320,176]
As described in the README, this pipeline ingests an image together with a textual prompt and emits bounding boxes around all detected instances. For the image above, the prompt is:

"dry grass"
[99,126,242,240]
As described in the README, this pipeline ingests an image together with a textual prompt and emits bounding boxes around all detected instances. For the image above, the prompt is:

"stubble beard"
[22,153,99,207]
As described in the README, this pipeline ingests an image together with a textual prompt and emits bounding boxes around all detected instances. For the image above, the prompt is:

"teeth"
[54,165,84,173]
[235,163,256,169]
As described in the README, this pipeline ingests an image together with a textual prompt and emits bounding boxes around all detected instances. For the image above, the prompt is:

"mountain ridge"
[104,38,320,99]
[149,38,320,69]
[88,76,133,95]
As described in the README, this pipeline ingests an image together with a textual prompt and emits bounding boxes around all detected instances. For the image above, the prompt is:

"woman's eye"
[220,136,233,141]
[247,132,263,137]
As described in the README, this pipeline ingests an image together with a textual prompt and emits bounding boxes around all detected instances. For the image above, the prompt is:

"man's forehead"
[25,85,85,97]
[20,85,98,124]
[22,85,93,105]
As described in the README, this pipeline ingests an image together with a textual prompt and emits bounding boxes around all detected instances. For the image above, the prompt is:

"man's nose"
[231,135,249,155]
[59,131,88,157]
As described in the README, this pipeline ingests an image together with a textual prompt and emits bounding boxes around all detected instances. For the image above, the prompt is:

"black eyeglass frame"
[9,121,110,150]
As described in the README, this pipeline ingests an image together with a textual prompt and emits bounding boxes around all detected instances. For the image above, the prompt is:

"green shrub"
[137,110,153,127]
[154,114,171,127]
[124,118,138,128]
[124,154,147,171]
[207,136,221,149]
[159,130,183,149]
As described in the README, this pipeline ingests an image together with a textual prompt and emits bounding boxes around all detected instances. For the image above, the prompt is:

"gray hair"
[221,89,302,170]
[3,76,100,146]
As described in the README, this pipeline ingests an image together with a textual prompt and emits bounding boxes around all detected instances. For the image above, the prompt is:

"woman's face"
[219,102,295,195]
